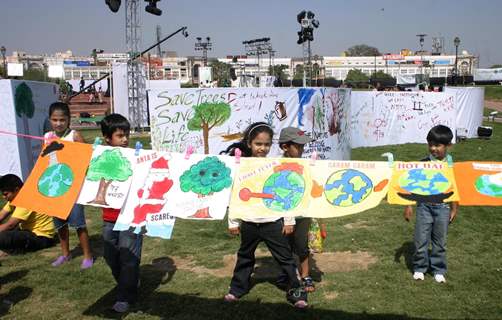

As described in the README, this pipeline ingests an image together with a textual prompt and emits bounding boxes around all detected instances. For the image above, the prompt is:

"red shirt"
[102,208,120,223]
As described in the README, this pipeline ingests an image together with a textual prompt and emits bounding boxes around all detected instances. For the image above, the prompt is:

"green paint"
[187,102,231,154]
[87,148,133,182]
[179,156,232,196]
[14,82,35,119]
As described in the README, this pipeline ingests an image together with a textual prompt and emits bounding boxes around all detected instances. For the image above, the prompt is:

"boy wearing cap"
[276,127,316,292]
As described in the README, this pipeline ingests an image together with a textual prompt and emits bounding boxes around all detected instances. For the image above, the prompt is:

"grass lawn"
[484,85,502,101]
[1,123,501,319]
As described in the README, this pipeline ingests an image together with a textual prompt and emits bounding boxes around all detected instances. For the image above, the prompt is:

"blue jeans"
[413,203,450,275]
[53,204,86,230]
[102,221,143,303]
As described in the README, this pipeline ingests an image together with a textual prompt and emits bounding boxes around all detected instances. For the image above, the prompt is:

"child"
[276,127,316,292]
[100,113,143,313]
[44,102,94,269]
[0,174,56,254]
[223,122,308,308]
[404,125,458,283]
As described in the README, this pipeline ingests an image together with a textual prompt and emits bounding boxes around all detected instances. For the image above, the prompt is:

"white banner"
[444,86,484,138]
[148,88,351,160]
[0,80,58,180]
[473,68,502,82]
[351,91,456,148]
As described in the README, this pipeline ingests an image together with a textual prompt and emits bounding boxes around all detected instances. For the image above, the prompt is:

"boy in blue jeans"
[404,125,458,283]
[100,114,143,313]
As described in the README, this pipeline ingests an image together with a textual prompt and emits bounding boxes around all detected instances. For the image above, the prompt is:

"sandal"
[302,276,316,292]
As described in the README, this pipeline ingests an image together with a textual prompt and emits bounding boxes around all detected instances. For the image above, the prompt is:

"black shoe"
[286,287,308,309]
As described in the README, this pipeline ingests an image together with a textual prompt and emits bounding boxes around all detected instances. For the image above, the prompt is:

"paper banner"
[166,153,235,220]
[454,162,502,206]
[114,150,175,239]
[309,161,391,217]
[12,140,93,219]
[77,145,136,209]
[387,161,459,205]
[229,158,312,219]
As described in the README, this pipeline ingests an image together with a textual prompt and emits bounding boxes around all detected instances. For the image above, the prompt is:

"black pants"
[288,218,311,260]
[0,230,54,253]
[229,220,301,297]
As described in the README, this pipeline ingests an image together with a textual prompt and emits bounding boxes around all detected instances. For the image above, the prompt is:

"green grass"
[1,124,502,319]
[484,85,502,101]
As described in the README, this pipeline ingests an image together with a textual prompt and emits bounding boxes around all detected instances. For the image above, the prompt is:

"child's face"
[49,110,70,135]
[428,142,450,160]
[248,132,272,157]
[105,129,130,147]
[281,142,305,158]
[2,188,19,202]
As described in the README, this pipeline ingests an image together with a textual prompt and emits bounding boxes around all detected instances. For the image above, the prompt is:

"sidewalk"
[485,100,502,112]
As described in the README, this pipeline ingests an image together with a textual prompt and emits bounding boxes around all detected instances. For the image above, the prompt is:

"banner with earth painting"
[454,162,502,206]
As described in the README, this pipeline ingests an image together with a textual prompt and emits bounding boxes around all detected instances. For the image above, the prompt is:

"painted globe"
[399,169,449,195]
[38,164,74,197]
[262,170,305,211]
[475,174,502,197]
[324,169,373,207]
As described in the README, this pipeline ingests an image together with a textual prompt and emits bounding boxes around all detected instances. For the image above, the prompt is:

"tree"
[187,102,231,154]
[293,64,305,80]
[344,69,369,88]
[371,71,394,80]
[208,59,232,87]
[179,156,232,218]
[15,82,36,169]
[86,148,133,205]
[269,64,289,80]
[490,64,502,69]
[345,44,381,57]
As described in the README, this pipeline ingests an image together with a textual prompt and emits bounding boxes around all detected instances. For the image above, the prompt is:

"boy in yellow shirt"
[0,174,56,254]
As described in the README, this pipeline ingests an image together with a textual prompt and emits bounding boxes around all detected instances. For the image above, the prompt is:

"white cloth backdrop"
[148,87,351,160]
[444,86,484,138]
[351,91,457,148]
[0,80,58,180]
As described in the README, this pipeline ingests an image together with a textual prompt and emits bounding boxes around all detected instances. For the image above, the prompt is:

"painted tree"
[14,82,36,170]
[86,148,133,205]
[187,102,231,154]
[179,156,232,218]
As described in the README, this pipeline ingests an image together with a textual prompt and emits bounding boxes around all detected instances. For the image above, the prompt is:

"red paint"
[132,203,164,225]
[273,162,304,175]
[147,178,173,200]
[151,157,169,169]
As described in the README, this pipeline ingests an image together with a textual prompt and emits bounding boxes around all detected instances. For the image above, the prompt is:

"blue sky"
[1,0,500,67]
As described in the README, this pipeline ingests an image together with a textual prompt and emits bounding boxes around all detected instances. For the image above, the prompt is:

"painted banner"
[12,140,93,219]
[77,145,136,209]
[309,160,391,217]
[166,153,235,220]
[114,150,175,239]
[387,161,459,205]
[229,158,312,219]
[351,91,456,148]
[454,162,502,206]
[0,80,58,180]
[229,158,391,219]
[148,87,351,160]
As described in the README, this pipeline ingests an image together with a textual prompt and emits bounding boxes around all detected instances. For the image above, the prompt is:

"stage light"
[105,0,121,13]
[145,0,162,16]
[197,37,202,41]
[182,29,189,38]
[297,10,306,23]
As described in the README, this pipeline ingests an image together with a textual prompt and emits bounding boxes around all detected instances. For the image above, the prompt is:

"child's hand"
[282,225,294,235]
[404,206,413,222]
[449,209,457,223]
[228,227,240,235]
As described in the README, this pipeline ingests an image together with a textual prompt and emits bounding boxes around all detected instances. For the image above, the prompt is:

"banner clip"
[92,137,102,150]
[381,152,394,167]
[310,150,318,166]
[184,145,194,160]
[135,141,143,156]
[234,148,241,164]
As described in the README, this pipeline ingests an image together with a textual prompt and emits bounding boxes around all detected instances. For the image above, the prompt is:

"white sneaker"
[413,272,425,281]
[434,274,446,283]
[112,301,129,313]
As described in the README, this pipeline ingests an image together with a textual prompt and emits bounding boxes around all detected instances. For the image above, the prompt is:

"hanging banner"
[454,162,502,206]
[77,145,136,209]
[148,87,351,160]
[12,141,93,219]
[387,161,459,205]
[351,91,456,148]
[114,150,175,239]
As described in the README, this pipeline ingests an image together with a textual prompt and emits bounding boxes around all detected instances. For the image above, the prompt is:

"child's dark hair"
[0,174,23,192]
[49,102,71,118]
[427,125,453,145]
[100,113,131,139]
[220,122,274,157]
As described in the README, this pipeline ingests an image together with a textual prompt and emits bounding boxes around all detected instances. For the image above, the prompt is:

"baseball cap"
[278,127,314,144]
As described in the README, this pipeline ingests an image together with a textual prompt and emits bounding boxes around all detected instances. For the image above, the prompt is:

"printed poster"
[454,162,502,206]
[166,153,236,220]
[12,140,93,219]
[387,161,459,205]
[114,150,175,239]
[77,145,136,209]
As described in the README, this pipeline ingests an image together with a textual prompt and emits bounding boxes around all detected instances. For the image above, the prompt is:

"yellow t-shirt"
[3,202,56,239]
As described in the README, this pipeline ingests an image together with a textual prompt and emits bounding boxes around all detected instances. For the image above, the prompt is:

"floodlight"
[145,0,162,16]
[105,0,121,13]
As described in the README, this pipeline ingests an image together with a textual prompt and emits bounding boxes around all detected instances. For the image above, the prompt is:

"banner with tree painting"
[148,88,351,160]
